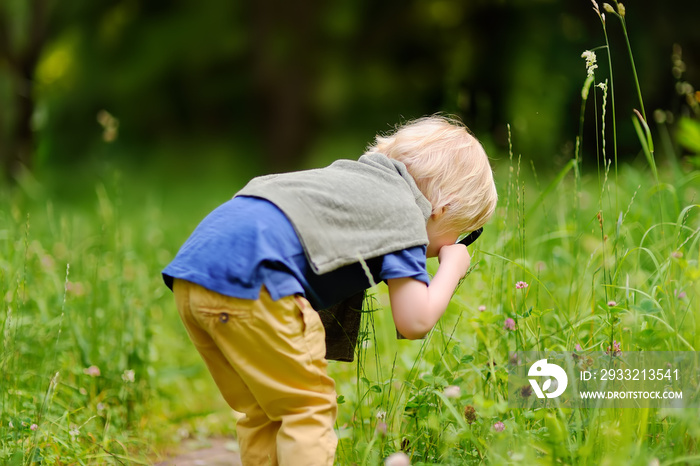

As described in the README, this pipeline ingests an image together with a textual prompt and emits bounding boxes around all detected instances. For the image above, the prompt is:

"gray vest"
[235,152,432,274]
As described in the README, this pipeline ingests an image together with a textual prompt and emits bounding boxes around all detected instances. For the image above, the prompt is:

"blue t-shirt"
[163,196,430,310]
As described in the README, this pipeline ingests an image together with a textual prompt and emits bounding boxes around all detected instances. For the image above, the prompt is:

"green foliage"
[0,183,171,464]
[330,156,699,464]
[3,0,699,176]
[677,117,700,167]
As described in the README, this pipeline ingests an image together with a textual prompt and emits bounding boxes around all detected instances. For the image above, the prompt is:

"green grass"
[329,158,700,465]
[1,148,698,465]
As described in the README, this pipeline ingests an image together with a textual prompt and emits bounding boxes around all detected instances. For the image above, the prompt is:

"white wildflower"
[581,50,598,78]
[385,452,411,466]
[443,385,461,398]
[376,410,387,420]
[122,369,135,383]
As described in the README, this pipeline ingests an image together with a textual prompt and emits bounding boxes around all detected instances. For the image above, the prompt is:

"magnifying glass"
[457,227,483,247]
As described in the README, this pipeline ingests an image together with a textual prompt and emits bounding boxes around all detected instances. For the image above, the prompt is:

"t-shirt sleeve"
[379,245,430,285]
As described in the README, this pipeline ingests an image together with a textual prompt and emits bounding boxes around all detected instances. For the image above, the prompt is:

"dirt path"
[156,438,242,466]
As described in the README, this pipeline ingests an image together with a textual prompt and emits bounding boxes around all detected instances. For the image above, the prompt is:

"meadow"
[2,2,700,465]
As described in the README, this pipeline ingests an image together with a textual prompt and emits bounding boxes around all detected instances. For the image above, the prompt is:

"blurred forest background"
[1,0,699,191]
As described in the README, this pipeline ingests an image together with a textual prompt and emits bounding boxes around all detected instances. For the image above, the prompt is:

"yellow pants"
[173,279,338,466]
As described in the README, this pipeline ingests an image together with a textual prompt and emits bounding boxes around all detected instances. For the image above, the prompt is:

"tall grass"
[329,2,700,464]
[0,182,174,464]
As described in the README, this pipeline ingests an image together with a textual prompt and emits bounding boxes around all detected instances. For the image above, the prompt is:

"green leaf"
[676,117,700,153]
[9,451,23,466]
[632,111,658,182]
[460,355,475,364]
[635,299,659,313]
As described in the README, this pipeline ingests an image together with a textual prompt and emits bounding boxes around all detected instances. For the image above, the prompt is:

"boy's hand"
[387,243,472,340]
[437,243,471,278]
[387,244,471,340]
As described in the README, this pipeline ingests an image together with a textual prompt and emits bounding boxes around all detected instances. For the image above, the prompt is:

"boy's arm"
[387,244,471,340]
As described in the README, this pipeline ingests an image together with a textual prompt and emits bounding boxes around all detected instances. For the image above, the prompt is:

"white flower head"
[443,385,461,399]
[581,50,598,77]
[376,410,387,420]
[385,452,411,466]
[122,369,135,383]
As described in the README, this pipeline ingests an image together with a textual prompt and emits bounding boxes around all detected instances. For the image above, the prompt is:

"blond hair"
[367,115,497,234]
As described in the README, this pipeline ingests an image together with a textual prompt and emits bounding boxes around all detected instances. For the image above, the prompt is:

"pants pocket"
[295,296,327,363]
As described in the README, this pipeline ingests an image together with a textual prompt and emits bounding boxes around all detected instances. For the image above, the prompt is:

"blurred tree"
[0,0,54,180]
[248,0,321,170]
[0,0,698,181]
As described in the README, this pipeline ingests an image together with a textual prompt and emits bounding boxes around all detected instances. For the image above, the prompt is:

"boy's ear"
[430,205,448,220]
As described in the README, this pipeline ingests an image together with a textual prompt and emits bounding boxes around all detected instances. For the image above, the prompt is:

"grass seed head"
[617,2,625,16]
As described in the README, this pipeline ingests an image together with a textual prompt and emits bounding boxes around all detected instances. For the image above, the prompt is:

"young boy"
[162,115,497,465]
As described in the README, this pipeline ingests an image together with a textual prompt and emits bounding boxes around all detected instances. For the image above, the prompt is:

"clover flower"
[83,366,101,377]
[385,452,411,466]
[509,352,520,365]
[122,369,135,383]
[575,343,582,351]
[478,305,486,312]
[515,281,528,289]
[464,405,477,424]
[443,385,461,399]
[607,300,617,307]
[493,421,506,432]
[30,424,38,431]
[606,340,622,357]
[504,318,516,331]
[376,421,388,436]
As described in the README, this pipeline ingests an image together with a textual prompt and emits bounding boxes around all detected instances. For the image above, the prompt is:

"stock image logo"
[528,359,568,398]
